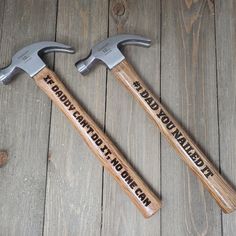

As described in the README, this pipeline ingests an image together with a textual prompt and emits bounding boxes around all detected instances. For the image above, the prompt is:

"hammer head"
[75,34,151,75]
[0,41,74,85]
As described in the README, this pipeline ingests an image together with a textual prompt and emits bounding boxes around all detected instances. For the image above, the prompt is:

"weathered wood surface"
[0,0,57,235]
[103,0,161,235]
[0,0,236,235]
[215,0,236,235]
[43,0,108,235]
[161,1,221,235]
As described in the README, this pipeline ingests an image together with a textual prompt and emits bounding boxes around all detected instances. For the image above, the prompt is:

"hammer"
[0,41,161,218]
[75,34,236,213]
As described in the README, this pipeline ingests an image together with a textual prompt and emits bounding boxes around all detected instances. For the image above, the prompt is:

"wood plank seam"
[41,0,59,233]
[0,0,6,55]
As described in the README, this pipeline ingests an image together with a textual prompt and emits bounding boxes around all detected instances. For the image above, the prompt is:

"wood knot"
[0,151,8,167]
[207,0,215,15]
[112,2,126,16]
[48,152,52,162]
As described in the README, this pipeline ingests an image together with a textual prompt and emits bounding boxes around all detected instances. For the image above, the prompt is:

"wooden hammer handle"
[33,67,161,218]
[112,59,236,213]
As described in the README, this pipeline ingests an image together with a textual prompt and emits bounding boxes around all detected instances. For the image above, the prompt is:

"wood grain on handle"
[33,67,161,218]
[112,59,236,213]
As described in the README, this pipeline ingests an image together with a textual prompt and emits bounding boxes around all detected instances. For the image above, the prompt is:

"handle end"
[221,192,236,214]
[143,202,162,218]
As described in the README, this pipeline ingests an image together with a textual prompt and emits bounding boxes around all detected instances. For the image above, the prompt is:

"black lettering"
[194,158,204,167]
[55,90,63,97]
[115,163,123,172]
[125,175,133,185]
[91,133,99,141]
[145,97,154,105]
[190,152,199,161]
[130,181,137,189]
[111,158,119,167]
[157,109,165,119]
[205,170,214,178]
[60,95,67,102]
[69,104,75,111]
[95,139,103,146]
[100,145,112,156]
[76,115,83,123]
[185,145,194,156]
[143,198,151,207]
[104,149,112,156]
[52,85,59,92]
[166,121,175,130]
[201,166,214,178]
[172,128,182,139]
[43,75,51,82]
[138,193,146,201]
[121,171,129,178]
[161,116,170,124]
[150,101,159,110]
[64,100,71,107]
[133,81,141,90]
[135,188,142,196]
[44,75,54,85]
[187,149,195,156]
[73,111,79,118]
[100,145,108,153]
[140,90,149,98]
[177,137,186,146]
[47,79,54,85]
[183,142,191,150]
[80,119,88,128]
[87,127,94,134]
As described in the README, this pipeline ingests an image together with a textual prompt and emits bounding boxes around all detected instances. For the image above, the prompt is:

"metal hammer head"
[0,41,74,85]
[75,34,151,75]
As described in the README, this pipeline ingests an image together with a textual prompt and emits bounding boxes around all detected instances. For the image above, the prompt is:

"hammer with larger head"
[75,34,236,213]
[0,41,161,218]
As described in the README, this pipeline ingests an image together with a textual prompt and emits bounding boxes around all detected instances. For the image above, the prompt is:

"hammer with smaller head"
[75,34,236,213]
[0,41,161,218]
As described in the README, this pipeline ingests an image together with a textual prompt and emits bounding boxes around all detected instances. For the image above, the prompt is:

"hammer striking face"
[75,33,236,213]
[0,41,161,218]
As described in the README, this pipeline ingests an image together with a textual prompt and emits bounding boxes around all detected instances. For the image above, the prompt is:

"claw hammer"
[75,34,236,213]
[0,41,161,218]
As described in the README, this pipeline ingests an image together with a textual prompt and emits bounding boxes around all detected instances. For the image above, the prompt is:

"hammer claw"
[0,41,74,85]
[75,34,151,75]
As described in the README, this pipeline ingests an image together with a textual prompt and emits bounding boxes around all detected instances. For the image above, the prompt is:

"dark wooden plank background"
[0,0,236,235]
